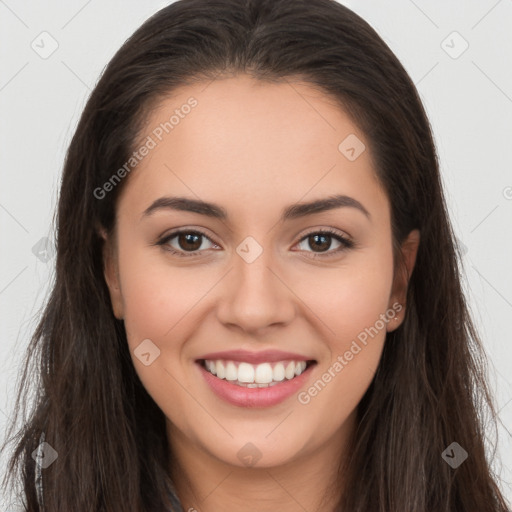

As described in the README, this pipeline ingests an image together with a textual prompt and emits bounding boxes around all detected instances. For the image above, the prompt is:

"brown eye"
[296,229,354,257]
[176,232,203,251]
[158,230,217,257]
[304,233,332,252]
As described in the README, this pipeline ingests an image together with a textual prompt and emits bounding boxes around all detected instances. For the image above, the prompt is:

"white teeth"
[207,360,216,375]
[203,359,311,386]
[295,361,307,376]
[285,361,296,379]
[254,363,273,383]
[216,360,225,379]
[225,361,238,381]
[273,362,285,381]
[238,362,255,383]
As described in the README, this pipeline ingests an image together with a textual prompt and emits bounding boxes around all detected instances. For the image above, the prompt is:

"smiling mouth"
[198,359,317,388]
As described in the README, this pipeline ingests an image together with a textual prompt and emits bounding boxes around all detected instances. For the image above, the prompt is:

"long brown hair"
[2,0,509,510]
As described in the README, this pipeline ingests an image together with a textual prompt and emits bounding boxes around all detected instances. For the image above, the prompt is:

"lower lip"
[197,361,316,408]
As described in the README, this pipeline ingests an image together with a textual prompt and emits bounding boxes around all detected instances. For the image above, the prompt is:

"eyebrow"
[142,194,371,221]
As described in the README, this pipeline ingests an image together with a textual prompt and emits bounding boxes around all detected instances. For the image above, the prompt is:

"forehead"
[118,74,388,224]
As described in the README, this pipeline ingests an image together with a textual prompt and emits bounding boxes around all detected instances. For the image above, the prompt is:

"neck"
[167,413,356,512]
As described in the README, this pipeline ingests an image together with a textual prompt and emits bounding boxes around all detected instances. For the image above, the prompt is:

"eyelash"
[156,228,355,259]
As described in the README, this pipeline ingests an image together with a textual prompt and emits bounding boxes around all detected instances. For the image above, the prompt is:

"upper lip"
[197,349,315,364]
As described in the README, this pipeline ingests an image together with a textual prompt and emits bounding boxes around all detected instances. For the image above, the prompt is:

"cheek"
[291,247,395,347]
[115,243,207,415]
[117,243,205,345]
[289,249,394,417]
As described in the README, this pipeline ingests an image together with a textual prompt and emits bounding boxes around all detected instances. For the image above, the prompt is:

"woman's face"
[104,74,419,470]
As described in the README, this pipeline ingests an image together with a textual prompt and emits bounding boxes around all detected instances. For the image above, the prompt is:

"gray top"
[165,479,185,512]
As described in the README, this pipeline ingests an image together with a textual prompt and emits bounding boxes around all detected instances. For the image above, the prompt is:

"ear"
[99,227,124,320]
[387,229,420,332]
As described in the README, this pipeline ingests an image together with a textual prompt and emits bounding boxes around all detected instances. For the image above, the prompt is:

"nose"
[215,246,296,335]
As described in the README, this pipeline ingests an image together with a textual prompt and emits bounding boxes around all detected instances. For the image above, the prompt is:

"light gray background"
[1,0,511,508]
